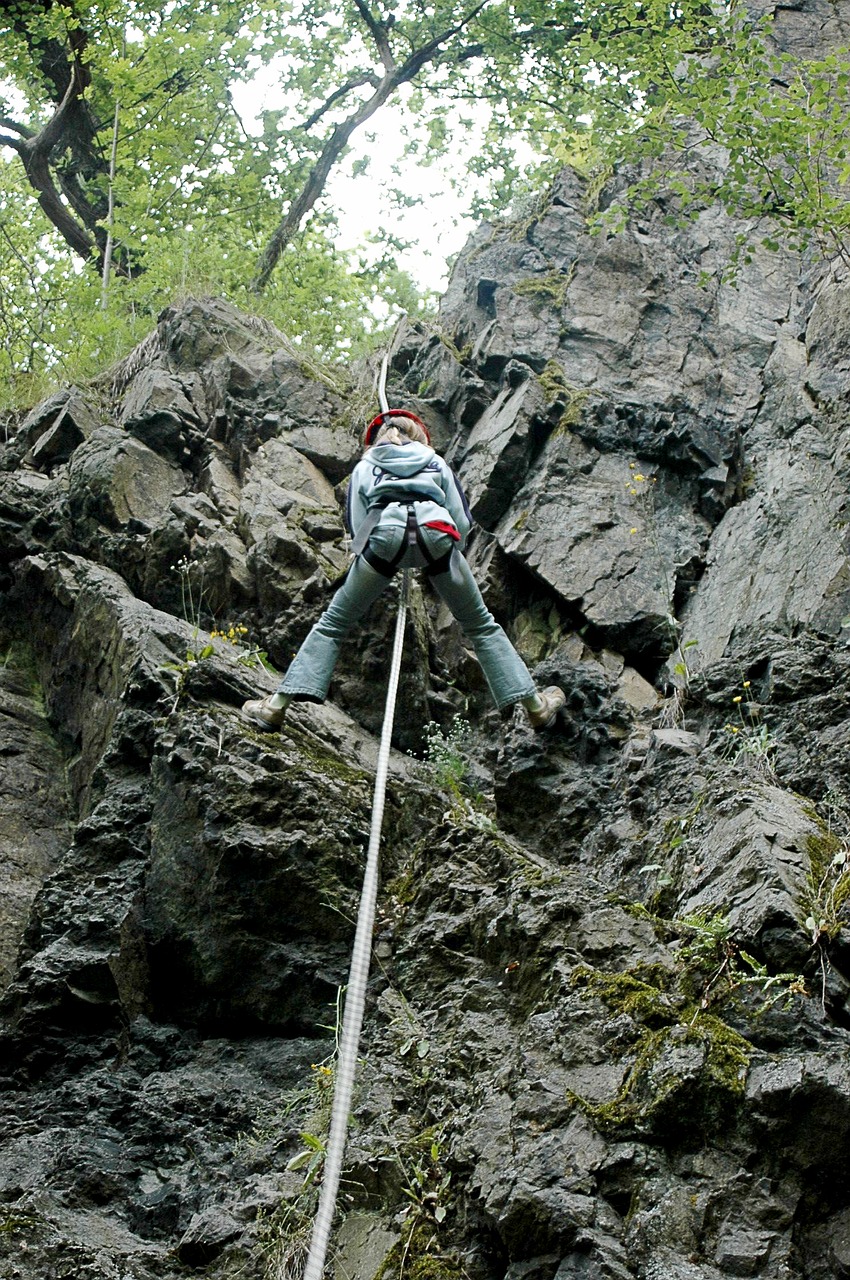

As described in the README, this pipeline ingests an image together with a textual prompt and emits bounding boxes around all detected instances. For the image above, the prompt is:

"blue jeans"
[279,544,536,710]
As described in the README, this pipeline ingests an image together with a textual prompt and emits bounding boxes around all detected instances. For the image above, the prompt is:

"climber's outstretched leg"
[241,557,392,728]
[428,551,565,730]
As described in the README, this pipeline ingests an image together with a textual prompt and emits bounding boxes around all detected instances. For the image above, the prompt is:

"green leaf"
[299,1132,326,1152]
[739,951,766,975]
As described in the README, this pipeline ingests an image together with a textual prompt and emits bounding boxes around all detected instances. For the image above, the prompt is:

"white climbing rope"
[302,576,408,1280]
[376,349,392,417]
[302,354,406,1280]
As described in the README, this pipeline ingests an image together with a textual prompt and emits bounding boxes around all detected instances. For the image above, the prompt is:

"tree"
[0,0,437,395]
[0,0,703,301]
[249,0,497,291]
[0,0,847,404]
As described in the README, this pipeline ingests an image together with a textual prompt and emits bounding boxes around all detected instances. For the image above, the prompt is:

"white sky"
[327,131,479,295]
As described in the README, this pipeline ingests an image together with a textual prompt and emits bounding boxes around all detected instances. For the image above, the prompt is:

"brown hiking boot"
[525,686,566,731]
[240,695,286,730]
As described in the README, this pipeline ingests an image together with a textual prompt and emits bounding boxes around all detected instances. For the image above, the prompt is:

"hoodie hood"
[364,441,436,478]
[346,441,472,548]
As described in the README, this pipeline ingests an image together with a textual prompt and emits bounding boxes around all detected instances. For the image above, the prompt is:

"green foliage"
[804,827,850,945]
[421,716,472,794]
[418,716,501,833]
[585,6,850,267]
[160,558,279,704]
[537,360,588,432]
[800,793,850,1009]
[721,681,777,778]
[2,0,847,404]
[0,0,442,399]
[399,1132,452,1227]
[286,1126,328,1187]
[0,175,425,408]
[628,905,807,1015]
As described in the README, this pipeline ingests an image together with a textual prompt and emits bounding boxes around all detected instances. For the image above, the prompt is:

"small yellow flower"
[629,462,636,470]
[629,487,638,495]
[743,680,751,688]
[733,695,742,703]
[630,527,638,535]
[634,473,646,482]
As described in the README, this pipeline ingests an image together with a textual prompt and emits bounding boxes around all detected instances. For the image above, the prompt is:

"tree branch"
[0,117,32,142]
[3,4,111,262]
[302,73,381,130]
[394,0,491,83]
[36,61,86,154]
[251,72,400,292]
[352,0,396,74]
[251,0,493,292]
[17,68,98,262]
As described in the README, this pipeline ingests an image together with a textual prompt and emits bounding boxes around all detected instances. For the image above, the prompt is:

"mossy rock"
[801,816,850,940]
[374,1221,465,1280]
[512,273,568,309]
[570,964,750,1138]
[535,359,589,430]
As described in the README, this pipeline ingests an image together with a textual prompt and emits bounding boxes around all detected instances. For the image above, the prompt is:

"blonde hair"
[372,416,429,447]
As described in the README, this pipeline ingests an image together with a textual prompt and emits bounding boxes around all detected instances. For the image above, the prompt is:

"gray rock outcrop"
[2,5,850,1277]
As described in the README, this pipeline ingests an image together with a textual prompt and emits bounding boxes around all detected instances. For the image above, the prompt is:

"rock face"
[3,10,850,1279]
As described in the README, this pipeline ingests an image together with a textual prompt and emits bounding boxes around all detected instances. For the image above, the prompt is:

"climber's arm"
[345,462,371,537]
[439,460,473,548]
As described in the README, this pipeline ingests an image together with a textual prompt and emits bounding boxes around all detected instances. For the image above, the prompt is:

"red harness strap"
[423,520,460,541]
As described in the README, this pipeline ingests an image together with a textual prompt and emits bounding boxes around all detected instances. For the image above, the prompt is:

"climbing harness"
[355,501,455,578]
[301,356,408,1280]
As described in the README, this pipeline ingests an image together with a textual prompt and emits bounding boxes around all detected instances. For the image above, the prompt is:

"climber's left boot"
[240,693,290,730]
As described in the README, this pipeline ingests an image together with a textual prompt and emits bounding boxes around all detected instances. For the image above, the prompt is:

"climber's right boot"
[523,686,566,731]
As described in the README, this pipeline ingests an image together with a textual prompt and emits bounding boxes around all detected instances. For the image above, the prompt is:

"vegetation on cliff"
[1,0,847,406]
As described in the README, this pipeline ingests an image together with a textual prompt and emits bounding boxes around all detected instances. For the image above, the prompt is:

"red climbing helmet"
[364,408,431,448]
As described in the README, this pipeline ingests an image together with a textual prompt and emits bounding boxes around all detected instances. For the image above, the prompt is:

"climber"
[240,409,565,732]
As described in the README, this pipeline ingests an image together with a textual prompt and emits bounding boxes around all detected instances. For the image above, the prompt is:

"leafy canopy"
[0,0,848,408]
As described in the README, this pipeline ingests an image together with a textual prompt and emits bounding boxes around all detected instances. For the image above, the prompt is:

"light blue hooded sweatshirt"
[345,440,472,550]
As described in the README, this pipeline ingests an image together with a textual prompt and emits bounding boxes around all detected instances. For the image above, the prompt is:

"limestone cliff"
[2,7,850,1277]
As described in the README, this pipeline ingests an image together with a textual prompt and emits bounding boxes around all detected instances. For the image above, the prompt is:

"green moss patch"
[512,273,568,308]
[569,964,750,1136]
[374,1222,465,1280]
